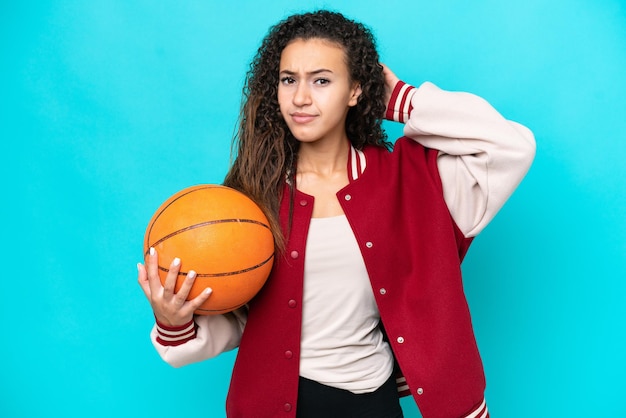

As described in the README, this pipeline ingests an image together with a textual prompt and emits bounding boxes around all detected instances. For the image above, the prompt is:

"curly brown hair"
[224,10,390,250]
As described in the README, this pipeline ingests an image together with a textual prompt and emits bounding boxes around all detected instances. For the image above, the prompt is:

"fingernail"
[149,247,155,256]
[187,270,196,279]
[204,288,212,295]
[172,257,181,266]
[136,263,142,271]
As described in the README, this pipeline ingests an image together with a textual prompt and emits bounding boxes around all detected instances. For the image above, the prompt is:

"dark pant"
[296,374,404,418]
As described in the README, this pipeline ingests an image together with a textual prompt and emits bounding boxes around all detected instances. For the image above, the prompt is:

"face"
[278,38,361,145]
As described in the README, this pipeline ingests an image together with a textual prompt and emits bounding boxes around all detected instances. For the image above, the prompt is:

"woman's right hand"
[137,247,212,327]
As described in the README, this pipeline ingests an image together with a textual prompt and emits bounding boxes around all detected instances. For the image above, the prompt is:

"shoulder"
[363,138,439,174]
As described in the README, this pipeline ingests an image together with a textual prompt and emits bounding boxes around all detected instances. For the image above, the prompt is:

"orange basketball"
[144,185,274,315]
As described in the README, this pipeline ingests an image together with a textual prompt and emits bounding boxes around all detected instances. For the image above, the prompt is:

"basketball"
[144,185,275,315]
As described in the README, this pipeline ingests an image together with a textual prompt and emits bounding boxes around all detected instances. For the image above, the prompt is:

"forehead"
[279,38,348,72]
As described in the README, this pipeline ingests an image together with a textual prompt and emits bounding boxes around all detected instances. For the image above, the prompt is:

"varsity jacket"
[150,81,536,418]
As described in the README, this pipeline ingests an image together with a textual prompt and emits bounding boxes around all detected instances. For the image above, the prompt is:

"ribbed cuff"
[155,317,197,346]
[385,80,416,123]
[462,398,489,418]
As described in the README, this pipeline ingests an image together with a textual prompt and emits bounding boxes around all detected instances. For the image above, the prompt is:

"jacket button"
[397,336,405,344]
[417,388,424,395]
[379,288,386,295]
[344,194,352,201]
[288,299,297,308]
[284,403,292,412]
[299,200,308,206]
[366,242,373,248]
[284,350,293,359]
[290,250,299,259]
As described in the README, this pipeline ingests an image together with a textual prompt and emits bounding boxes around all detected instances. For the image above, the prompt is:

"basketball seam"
[145,218,271,255]
[146,185,222,247]
[157,252,274,277]
[194,301,246,314]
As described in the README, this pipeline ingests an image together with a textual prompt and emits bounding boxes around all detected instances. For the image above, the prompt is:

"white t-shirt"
[299,215,394,393]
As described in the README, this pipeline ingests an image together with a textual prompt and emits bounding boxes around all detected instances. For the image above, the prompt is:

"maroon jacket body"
[226,138,486,418]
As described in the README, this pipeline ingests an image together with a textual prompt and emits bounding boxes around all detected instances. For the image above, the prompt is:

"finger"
[380,64,399,90]
[380,63,390,79]
[145,247,163,296]
[185,286,213,314]
[173,270,199,304]
[162,257,182,296]
[381,63,398,81]
[137,263,152,300]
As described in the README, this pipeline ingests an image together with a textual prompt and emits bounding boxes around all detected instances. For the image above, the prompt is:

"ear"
[348,82,362,107]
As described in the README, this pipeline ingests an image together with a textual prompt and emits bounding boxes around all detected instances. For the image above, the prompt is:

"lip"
[290,112,317,124]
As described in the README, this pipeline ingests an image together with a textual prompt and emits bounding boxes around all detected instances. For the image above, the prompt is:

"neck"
[297,138,350,176]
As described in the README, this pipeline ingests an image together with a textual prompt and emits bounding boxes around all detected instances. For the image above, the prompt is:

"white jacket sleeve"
[150,307,247,368]
[387,81,536,237]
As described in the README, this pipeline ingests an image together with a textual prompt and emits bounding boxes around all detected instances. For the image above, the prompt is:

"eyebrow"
[279,68,334,76]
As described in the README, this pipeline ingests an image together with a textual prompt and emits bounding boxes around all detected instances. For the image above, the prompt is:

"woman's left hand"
[380,63,400,109]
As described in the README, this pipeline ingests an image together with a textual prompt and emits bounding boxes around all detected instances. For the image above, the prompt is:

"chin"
[289,131,318,143]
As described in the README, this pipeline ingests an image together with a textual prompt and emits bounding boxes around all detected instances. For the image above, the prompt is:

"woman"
[138,10,535,418]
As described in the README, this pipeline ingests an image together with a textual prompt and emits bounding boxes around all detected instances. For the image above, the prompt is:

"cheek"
[278,104,289,121]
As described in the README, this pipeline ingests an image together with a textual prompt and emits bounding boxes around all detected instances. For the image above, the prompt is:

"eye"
[280,76,296,85]
[314,78,330,85]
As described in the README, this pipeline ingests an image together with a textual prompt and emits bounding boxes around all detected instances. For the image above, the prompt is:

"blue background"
[2,0,625,417]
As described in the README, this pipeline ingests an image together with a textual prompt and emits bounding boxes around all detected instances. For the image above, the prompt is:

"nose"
[293,83,311,107]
